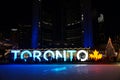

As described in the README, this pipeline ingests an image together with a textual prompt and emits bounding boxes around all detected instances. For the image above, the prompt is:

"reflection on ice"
[75,64,88,67]
[0,64,120,80]
[51,67,67,72]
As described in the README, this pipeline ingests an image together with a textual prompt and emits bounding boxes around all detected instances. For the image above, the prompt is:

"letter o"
[77,50,88,61]
[43,50,55,61]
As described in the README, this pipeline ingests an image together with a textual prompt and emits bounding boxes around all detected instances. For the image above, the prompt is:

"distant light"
[38,22,40,27]
[72,43,74,45]
[77,21,80,23]
[81,14,84,21]
[67,24,71,26]
[82,30,84,33]
[11,28,18,31]
[98,13,104,23]
[42,21,52,26]
[72,23,74,25]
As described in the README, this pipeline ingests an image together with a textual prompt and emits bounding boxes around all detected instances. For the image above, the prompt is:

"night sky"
[0,0,119,35]
[0,1,31,26]
[92,0,120,34]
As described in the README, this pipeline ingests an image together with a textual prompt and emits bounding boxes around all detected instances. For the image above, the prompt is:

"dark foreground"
[0,64,120,80]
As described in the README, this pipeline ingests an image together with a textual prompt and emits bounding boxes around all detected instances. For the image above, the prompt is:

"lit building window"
[11,28,18,32]
[81,14,84,21]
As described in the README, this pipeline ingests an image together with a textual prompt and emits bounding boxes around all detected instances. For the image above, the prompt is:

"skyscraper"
[32,0,93,48]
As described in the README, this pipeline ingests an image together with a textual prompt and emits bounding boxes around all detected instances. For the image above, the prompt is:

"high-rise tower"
[32,0,93,48]
[32,0,41,48]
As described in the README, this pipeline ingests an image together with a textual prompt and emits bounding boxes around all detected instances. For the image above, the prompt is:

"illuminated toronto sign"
[11,49,89,62]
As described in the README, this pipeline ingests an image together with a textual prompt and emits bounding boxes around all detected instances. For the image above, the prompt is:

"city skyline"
[0,0,119,34]
[0,0,120,49]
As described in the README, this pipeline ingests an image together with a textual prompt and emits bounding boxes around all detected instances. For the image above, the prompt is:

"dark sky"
[96,0,120,34]
[0,0,119,35]
[0,1,31,26]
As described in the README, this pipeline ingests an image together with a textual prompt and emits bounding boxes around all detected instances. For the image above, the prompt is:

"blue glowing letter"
[11,50,20,61]
[43,50,55,61]
[33,50,42,62]
[67,50,76,61]
[21,50,32,62]
[55,50,63,60]
[63,50,67,61]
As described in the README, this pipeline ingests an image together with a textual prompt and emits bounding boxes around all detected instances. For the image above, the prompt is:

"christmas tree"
[105,37,116,61]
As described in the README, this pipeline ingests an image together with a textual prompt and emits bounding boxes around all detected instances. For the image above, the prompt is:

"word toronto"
[11,49,89,62]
